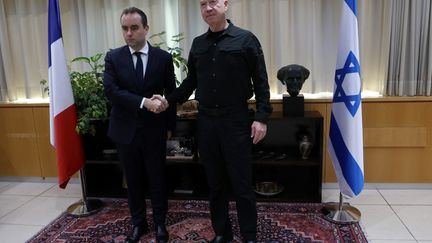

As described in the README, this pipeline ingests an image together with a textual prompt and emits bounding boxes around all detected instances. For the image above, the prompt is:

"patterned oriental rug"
[27,199,368,243]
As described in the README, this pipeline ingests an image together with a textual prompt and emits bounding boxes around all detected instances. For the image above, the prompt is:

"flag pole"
[322,192,361,224]
[66,167,104,216]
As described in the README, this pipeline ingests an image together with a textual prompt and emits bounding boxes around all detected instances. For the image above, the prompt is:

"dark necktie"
[134,52,143,80]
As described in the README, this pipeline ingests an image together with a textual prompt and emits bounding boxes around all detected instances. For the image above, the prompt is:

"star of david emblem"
[333,51,361,117]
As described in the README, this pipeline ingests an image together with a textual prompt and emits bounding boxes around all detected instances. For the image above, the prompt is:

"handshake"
[144,94,169,113]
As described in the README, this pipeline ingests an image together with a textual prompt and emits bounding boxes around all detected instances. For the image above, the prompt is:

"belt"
[198,103,247,117]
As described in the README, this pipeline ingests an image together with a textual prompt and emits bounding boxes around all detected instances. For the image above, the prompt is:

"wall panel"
[0,106,42,176]
[33,107,57,177]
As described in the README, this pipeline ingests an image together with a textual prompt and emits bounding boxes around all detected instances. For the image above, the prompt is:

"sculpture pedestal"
[283,94,304,117]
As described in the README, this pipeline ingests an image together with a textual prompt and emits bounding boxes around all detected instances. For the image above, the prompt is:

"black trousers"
[197,107,257,240]
[116,127,168,227]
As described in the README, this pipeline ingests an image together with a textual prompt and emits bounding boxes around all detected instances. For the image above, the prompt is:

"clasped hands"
[144,94,169,113]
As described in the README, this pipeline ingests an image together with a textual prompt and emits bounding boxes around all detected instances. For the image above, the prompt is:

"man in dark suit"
[103,7,175,243]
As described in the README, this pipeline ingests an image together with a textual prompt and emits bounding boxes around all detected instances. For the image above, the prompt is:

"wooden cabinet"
[83,112,323,202]
[165,118,208,199]
[84,159,126,198]
[167,112,323,202]
[252,111,323,202]
[82,121,127,198]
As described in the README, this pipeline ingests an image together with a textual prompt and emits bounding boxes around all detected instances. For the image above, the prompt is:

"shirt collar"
[129,41,149,55]
[205,19,235,38]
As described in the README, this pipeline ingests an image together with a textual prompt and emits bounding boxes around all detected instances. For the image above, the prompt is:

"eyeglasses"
[200,0,219,9]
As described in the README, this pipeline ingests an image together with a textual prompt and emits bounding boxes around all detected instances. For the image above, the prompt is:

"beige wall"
[2,97,432,182]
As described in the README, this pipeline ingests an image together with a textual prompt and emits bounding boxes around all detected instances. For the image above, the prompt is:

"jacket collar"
[204,19,235,39]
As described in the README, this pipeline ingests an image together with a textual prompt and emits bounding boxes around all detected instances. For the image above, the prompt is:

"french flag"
[48,0,85,188]
[328,0,364,198]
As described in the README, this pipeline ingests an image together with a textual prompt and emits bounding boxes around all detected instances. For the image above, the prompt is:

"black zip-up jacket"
[167,20,272,123]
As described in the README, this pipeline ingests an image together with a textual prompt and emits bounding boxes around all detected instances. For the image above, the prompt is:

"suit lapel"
[120,46,137,86]
[143,45,155,88]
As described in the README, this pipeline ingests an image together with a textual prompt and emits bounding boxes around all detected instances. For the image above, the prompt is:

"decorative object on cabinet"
[255,181,284,197]
[277,64,310,117]
[277,64,310,97]
[299,134,314,160]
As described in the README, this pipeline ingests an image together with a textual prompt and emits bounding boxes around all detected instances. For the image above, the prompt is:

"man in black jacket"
[156,1,272,242]
[103,7,175,243]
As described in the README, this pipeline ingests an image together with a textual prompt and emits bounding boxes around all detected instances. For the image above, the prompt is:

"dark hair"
[120,7,148,27]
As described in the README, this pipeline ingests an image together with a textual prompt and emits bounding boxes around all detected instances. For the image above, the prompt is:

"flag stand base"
[67,198,104,216]
[66,168,104,216]
[322,202,361,224]
[322,192,361,224]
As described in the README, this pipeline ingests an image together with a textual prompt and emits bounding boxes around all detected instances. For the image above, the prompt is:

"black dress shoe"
[125,224,148,243]
[155,224,169,243]
[210,235,233,243]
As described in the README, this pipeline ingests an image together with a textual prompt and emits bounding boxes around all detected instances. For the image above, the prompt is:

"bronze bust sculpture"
[277,64,310,97]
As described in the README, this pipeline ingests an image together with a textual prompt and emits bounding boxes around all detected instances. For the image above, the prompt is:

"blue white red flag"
[48,0,85,188]
[328,0,364,198]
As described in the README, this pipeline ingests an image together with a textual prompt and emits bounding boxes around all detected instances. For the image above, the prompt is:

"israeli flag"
[328,0,364,198]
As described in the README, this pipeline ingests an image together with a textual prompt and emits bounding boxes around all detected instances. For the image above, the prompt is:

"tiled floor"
[322,184,432,243]
[0,179,431,243]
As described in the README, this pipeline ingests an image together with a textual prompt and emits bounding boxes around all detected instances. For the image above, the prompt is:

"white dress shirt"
[129,42,149,109]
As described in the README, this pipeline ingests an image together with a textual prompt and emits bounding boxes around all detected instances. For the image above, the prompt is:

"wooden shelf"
[254,159,320,167]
